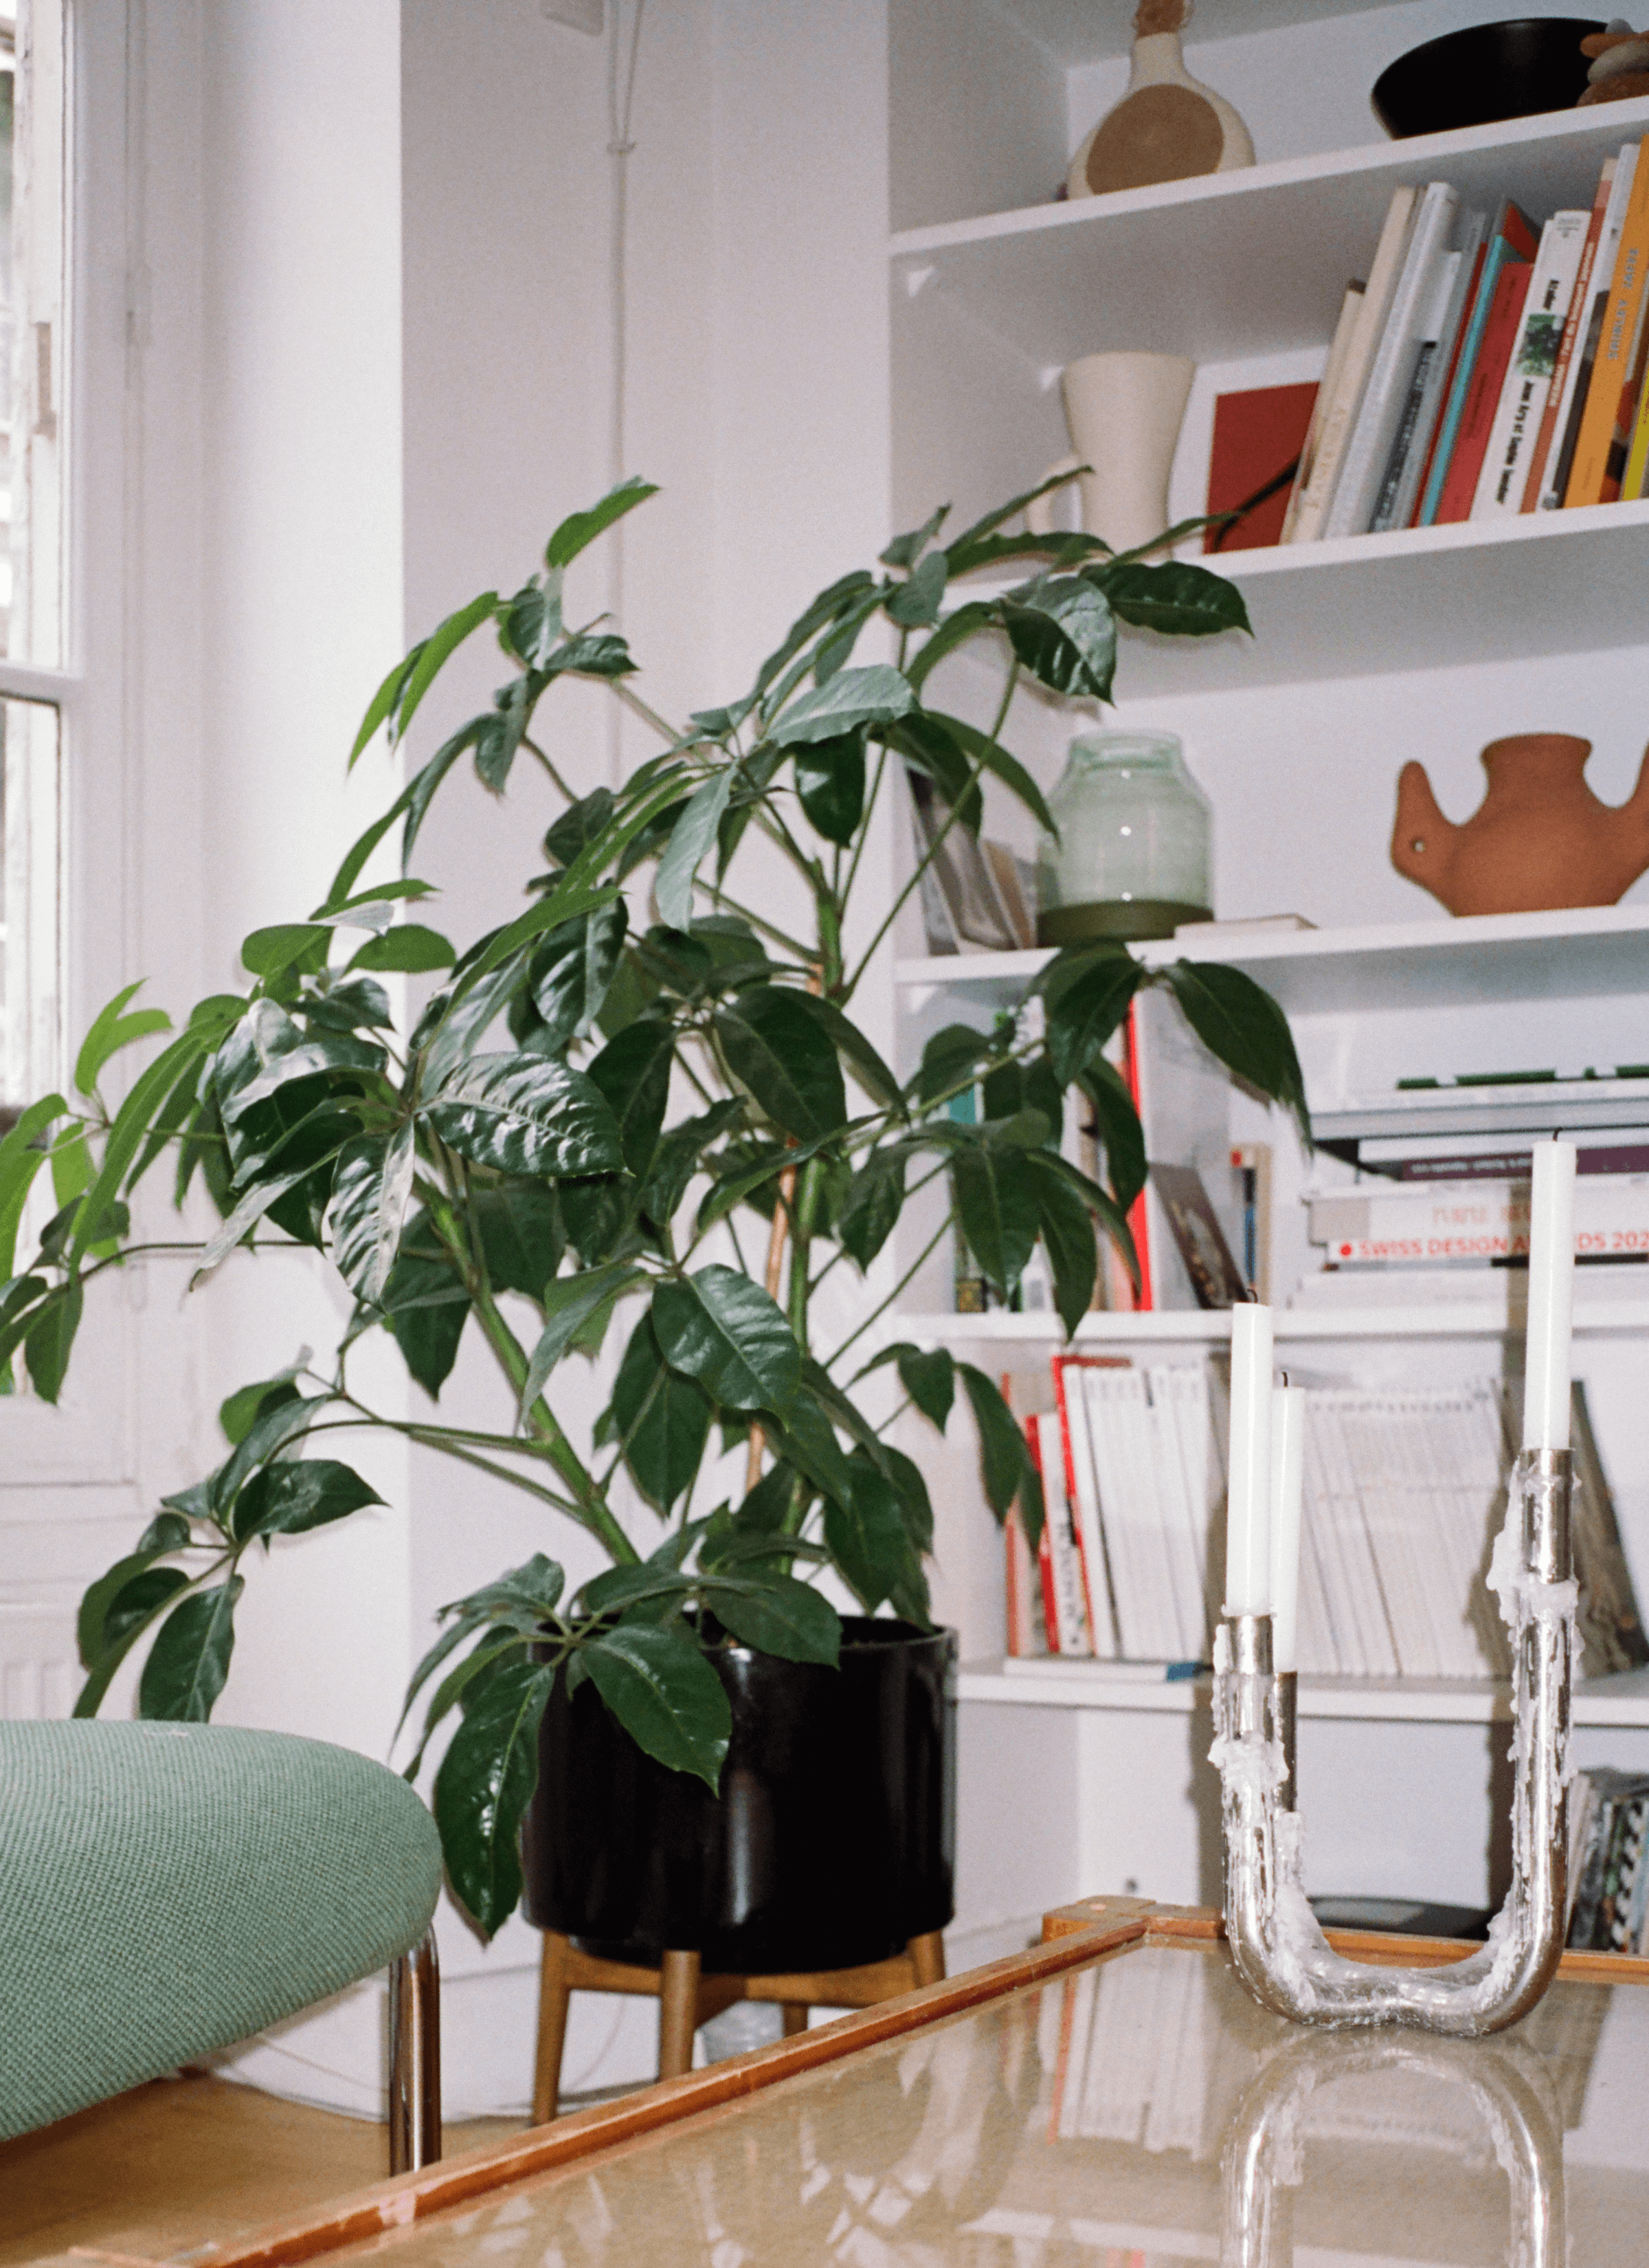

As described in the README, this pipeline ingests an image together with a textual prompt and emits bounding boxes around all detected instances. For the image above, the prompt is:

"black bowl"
[1372,17,1604,139]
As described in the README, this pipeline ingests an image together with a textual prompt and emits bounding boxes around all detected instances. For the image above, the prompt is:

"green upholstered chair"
[0,1719,445,2168]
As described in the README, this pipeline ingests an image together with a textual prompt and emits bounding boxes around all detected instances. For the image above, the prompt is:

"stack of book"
[1567,1766,1649,1955]
[1213,137,1649,546]
[1005,1359,1647,1684]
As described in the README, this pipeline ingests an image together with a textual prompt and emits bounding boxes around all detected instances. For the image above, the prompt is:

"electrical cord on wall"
[605,0,647,788]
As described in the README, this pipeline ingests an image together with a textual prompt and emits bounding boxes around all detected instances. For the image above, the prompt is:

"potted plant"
[0,475,1306,1958]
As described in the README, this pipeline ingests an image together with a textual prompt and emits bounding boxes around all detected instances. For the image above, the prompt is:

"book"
[1230,1139,1273,1300]
[1003,1500,1046,1656]
[1306,1172,1649,1264]
[1370,247,1462,532]
[1564,133,1649,507]
[1151,1161,1249,1307]
[1623,346,1649,496]
[1420,198,1540,524]
[1544,142,1639,510]
[1433,257,1532,523]
[905,766,1024,953]
[1281,284,1364,542]
[1029,1410,1094,1657]
[1470,208,1589,518]
[1122,989,1246,1314]
[1292,187,1420,542]
[1522,159,1616,511]
[1571,1381,1649,1675]
[1052,1352,1126,1656]
[1343,1130,1649,1179]
[1202,381,1320,553]
[1326,181,1459,538]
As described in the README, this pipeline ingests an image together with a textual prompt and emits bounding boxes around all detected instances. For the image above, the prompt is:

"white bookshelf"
[886,0,1649,1926]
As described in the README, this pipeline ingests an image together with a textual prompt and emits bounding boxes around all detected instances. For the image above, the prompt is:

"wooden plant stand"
[532,1927,947,2122]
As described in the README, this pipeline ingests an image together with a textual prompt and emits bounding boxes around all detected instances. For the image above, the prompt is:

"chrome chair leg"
[389,1928,442,2173]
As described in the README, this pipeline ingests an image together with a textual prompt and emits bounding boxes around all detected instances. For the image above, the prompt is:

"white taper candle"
[1224,1303,1275,1614]
[1522,1139,1577,1452]
[1268,1384,1305,1674]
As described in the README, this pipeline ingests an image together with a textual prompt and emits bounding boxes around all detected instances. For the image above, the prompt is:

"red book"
[1036,1513,1063,1652]
[1119,1004,1154,1311]
[1434,260,1532,524]
[1203,381,1319,553]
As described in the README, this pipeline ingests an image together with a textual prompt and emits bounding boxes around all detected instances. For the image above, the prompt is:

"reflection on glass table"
[245,1923,1649,2268]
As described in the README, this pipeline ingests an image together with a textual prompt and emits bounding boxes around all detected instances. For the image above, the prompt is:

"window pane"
[0,693,60,1109]
[0,0,66,667]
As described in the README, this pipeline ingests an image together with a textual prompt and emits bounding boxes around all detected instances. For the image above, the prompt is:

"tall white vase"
[1025,351,1196,557]
[1068,5,1254,199]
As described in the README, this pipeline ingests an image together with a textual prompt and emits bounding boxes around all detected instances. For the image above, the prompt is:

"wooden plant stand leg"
[908,1929,946,1988]
[659,1948,702,2080]
[532,1930,576,2125]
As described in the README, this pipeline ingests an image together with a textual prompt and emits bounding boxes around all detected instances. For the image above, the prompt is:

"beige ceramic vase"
[1068,0,1254,199]
[1391,734,1649,917]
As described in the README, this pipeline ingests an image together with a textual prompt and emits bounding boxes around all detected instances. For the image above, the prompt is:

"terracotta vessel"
[1392,733,1649,916]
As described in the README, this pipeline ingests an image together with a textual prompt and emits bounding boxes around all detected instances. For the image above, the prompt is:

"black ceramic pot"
[1371,18,1604,139]
[522,1616,956,1973]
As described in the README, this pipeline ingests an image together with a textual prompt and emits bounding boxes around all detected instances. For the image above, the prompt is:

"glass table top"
[326,1939,1649,2267]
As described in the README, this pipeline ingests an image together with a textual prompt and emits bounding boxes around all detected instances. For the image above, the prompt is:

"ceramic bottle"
[1068,0,1255,199]
[1391,733,1649,916]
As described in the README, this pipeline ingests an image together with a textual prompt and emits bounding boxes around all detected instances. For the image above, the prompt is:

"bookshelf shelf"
[959,1659,1649,1728]
[990,0,1412,69]
[895,904,1649,1018]
[893,1304,1649,1346]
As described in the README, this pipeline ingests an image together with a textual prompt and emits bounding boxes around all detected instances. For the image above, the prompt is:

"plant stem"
[841,742,887,912]
[521,735,577,802]
[822,1216,951,1372]
[612,680,685,748]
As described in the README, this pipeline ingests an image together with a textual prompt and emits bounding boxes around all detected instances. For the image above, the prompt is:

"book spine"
[1545,144,1640,510]
[1565,134,1649,508]
[1282,283,1364,542]
[1434,260,1532,523]
[1003,1502,1044,1656]
[1522,160,1615,510]
[1054,1353,1120,1656]
[1623,354,1649,497]
[1471,210,1589,519]
[1413,233,1492,524]
[1033,1411,1094,1657]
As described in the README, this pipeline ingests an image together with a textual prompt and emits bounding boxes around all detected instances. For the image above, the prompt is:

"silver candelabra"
[1211,1446,1576,2035]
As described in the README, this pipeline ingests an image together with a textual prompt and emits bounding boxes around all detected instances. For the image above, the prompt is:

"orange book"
[1522,157,1615,509]
[1564,137,1649,508]
[1434,262,1531,523]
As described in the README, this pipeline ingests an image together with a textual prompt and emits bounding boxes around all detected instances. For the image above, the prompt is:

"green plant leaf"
[531,902,629,1047]
[587,1017,675,1179]
[898,1344,954,1430]
[1093,559,1251,638]
[240,925,330,981]
[232,1458,384,1543]
[888,715,983,836]
[1041,947,1144,1086]
[67,1024,225,1274]
[693,1131,835,1236]
[837,1145,907,1269]
[77,1528,191,1669]
[792,731,866,847]
[219,1368,305,1446]
[328,1125,415,1306]
[882,1443,936,1555]
[434,1654,553,1938]
[640,1100,745,1230]
[714,987,846,1143]
[1001,574,1117,702]
[772,1394,855,1510]
[545,476,660,569]
[214,1003,386,1125]
[884,549,947,627]
[823,1460,911,1614]
[363,589,500,766]
[193,1161,336,1282]
[1079,1057,1147,1213]
[754,569,875,697]
[1021,1151,1098,1337]
[915,710,1057,836]
[654,772,733,931]
[0,1094,65,1280]
[581,1622,730,1791]
[383,1214,471,1399]
[423,1055,624,1179]
[770,663,915,748]
[706,1573,840,1665]
[943,469,1089,570]
[916,1023,992,1107]
[348,645,420,768]
[348,924,457,974]
[951,1142,1040,1293]
[652,1265,801,1414]
[23,1280,83,1404]
[880,504,949,570]
[607,1311,713,1511]
[958,1363,1031,1522]
[1160,963,1311,1148]
[901,601,1000,696]
[469,1181,563,1302]
[521,1262,646,1415]
[787,992,902,1112]
[137,1577,245,1722]
[74,983,173,1097]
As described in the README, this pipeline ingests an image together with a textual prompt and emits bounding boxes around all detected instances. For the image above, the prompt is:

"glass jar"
[1035,729,1212,945]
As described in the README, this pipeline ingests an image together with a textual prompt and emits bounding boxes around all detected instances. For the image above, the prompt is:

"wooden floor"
[0,2074,526,2266]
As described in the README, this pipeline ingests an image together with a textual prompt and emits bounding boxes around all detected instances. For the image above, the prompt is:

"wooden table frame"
[113,1901,1647,2268]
